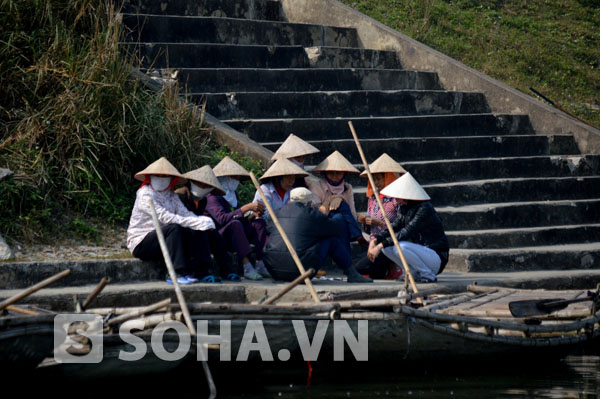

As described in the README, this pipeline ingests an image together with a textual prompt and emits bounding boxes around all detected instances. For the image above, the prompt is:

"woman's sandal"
[200,275,222,283]
[225,273,242,282]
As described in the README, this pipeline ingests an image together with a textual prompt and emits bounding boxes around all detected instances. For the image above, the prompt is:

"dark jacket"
[175,186,208,215]
[264,202,342,281]
[374,200,450,273]
[204,193,246,229]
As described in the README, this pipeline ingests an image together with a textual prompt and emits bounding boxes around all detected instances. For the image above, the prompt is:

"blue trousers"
[328,201,362,253]
[317,236,352,272]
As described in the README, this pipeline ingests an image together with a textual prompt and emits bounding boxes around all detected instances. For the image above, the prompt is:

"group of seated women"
[126,134,449,285]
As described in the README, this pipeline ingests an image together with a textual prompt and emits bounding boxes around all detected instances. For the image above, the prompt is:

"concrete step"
[426,176,600,207]
[0,280,249,309]
[350,176,600,209]
[447,243,600,272]
[124,43,402,69]
[437,199,600,231]
[0,259,164,290]
[447,224,600,249]
[284,135,580,164]
[226,114,533,142]
[4,271,600,310]
[201,90,490,119]
[312,155,600,187]
[399,155,600,185]
[173,68,441,92]
[121,14,359,47]
[121,0,283,21]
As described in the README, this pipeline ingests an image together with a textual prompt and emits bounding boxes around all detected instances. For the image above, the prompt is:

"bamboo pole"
[401,305,600,333]
[248,172,321,303]
[184,303,340,314]
[82,277,110,310]
[87,302,340,316]
[321,289,381,302]
[0,269,71,311]
[336,287,445,309]
[148,198,217,399]
[106,298,171,326]
[347,121,420,295]
[263,268,315,305]
[5,305,39,315]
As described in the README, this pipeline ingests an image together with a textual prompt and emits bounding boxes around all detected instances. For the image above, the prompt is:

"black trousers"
[354,252,395,279]
[207,229,236,277]
[133,224,212,277]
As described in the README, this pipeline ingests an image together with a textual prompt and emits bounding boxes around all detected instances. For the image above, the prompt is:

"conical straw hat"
[271,133,320,161]
[311,151,360,174]
[182,165,225,196]
[134,157,184,181]
[260,158,309,181]
[360,153,407,177]
[381,172,430,201]
[213,156,249,179]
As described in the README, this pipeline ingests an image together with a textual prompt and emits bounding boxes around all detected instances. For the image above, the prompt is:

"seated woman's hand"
[318,198,331,215]
[367,218,385,228]
[367,240,383,262]
[357,214,367,225]
[241,202,265,215]
[328,195,344,211]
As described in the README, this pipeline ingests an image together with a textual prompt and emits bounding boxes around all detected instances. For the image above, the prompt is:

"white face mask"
[190,182,213,200]
[218,177,240,208]
[150,176,172,192]
[219,176,240,192]
[290,158,304,169]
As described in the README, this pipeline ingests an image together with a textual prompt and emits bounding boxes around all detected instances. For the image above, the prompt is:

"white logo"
[54,316,368,363]
[54,314,104,363]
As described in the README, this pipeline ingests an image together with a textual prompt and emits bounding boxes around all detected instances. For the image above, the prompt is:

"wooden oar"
[148,198,217,399]
[249,172,321,303]
[348,121,420,296]
[262,268,315,305]
[509,293,596,318]
[0,269,71,311]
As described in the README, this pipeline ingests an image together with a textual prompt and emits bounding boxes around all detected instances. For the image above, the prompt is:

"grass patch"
[340,0,600,127]
[0,0,263,245]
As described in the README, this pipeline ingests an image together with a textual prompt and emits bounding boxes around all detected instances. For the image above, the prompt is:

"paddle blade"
[509,298,567,318]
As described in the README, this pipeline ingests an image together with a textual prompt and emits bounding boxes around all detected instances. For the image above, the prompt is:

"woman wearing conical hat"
[205,156,270,281]
[253,158,308,222]
[355,153,407,279]
[175,165,239,282]
[271,133,319,188]
[126,157,220,285]
[306,151,365,251]
[367,173,449,283]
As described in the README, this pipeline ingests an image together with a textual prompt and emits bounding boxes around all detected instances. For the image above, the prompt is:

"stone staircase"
[120,0,600,273]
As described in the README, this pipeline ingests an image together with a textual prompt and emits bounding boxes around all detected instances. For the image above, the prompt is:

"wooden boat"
[34,285,600,375]
[0,310,58,370]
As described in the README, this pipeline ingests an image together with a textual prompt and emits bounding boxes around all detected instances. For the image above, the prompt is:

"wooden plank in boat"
[440,290,592,319]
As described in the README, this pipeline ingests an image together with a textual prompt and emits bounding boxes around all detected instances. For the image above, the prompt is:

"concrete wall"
[279,0,600,155]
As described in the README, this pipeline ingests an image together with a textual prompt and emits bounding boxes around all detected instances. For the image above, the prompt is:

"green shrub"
[341,0,600,128]
[0,0,264,243]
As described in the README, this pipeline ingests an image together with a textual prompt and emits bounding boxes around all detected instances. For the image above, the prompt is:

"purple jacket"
[205,193,245,229]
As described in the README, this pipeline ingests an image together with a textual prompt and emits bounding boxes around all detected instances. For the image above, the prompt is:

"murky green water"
[213,355,600,399]
[25,353,600,398]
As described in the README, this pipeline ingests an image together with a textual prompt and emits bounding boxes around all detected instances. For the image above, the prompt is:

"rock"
[0,233,14,260]
[0,168,13,181]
